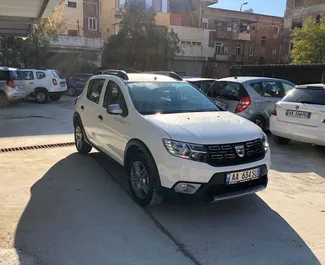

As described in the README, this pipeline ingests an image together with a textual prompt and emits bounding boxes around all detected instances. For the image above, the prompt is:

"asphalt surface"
[0,96,324,265]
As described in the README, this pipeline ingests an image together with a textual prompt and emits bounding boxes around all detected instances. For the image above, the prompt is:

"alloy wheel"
[75,126,83,150]
[130,161,150,199]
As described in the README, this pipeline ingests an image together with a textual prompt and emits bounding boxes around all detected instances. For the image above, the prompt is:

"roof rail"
[146,71,183,81]
[97,69,129,80]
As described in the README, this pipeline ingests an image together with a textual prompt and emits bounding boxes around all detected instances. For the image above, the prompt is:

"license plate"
[215,101,228,111]
[226,167,261,185]
[285,110,311,119]
[61,83,65,87]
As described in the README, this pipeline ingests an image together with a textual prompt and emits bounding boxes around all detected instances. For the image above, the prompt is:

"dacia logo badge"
[295,106,299,110]
[235,144,245,157]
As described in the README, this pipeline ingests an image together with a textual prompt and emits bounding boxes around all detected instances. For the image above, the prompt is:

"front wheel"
[74,124,92,154]
[273,135,291,145]
[50,94,62,101]
[128,152,163,207]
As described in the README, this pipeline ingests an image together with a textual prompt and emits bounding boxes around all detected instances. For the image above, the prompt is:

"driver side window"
[103,81,128,116]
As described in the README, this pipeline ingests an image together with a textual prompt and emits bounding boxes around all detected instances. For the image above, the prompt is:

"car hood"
[145,111,262,144]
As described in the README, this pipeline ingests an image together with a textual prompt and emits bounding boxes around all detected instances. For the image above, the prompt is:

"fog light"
[174,183,201,194]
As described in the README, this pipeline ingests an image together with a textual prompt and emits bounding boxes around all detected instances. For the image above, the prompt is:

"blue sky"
[210,0,286,17]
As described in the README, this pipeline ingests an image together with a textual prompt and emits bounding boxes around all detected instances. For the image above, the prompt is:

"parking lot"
[0,97,324,265]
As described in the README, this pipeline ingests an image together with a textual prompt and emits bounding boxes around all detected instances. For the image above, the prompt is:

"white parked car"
[21,69,67,103]
[270,84,325,146]
[73,70,271,206]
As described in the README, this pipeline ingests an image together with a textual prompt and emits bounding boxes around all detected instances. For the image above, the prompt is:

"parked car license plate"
[215,101,228,111]
[226,167,261,185]
[285,110,311,119]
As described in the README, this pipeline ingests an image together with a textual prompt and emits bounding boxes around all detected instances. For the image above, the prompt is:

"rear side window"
[36,71,46,79]
[87,79,105,104]
[207,81,248,101]
[283,88,325,105]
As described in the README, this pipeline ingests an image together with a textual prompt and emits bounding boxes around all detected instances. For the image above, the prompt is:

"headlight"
[261,133,269,152]
[162,139,208,162]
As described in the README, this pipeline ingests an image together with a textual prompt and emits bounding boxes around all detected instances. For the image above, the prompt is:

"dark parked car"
[67,73,94,96]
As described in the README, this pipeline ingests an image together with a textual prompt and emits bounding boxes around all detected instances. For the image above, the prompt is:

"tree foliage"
[0,1,65,68]
[102,2,181,71]
[291,17,325,64]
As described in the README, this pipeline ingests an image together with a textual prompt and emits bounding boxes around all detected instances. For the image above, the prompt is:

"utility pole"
[77,19,80,36]
[235,2,248,62]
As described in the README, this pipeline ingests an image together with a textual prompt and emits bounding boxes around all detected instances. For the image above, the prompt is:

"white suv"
[21,69,67,103]
[73,71,271,206]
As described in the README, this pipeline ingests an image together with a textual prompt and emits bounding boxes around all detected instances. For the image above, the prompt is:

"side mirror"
[107,104,123,115]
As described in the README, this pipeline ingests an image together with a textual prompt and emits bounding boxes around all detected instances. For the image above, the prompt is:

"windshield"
[283,88,325,105]
[127,82,219,115]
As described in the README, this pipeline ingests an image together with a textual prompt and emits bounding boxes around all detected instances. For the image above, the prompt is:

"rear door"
[22,70,36,93]
[207,81,248,112]
[276,87,325,127]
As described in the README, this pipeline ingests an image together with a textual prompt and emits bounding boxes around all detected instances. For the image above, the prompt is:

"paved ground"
[0,97,324,265]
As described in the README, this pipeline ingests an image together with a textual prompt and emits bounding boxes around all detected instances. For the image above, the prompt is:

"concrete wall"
[62,0,84,36]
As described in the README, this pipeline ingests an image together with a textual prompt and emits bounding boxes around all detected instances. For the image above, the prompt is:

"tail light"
[271,106,277,116]
[235,96,251,113]
[75,96,80,105]
[6,79,14,88]
[52,78,57,85]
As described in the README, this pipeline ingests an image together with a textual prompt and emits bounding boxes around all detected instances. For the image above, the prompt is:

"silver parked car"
[0,67,28,108]
[207,77,295,130]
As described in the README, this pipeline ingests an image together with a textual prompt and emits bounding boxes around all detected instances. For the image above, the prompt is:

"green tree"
[0,1,65,68]
[291,17,325,64]
[102,2,181,71]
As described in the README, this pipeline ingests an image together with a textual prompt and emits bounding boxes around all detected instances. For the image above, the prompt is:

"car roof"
[97,73,180,82]
[184,78,216,82]
[295,84,325,89]
[0,67,18,71]
[218,76,293,84]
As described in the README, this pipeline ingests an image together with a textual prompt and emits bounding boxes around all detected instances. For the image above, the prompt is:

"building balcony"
[50,35,104,51]
[231,32,251,41]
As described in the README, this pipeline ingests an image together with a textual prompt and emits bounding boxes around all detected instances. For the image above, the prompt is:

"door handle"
[98,115,103,120]
[81,105,84,110]
[265,100,272,103]
[29,82,34,84]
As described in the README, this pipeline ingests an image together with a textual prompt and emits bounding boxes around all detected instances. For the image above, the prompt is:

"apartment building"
[48,0,103,73]
[170,6,284,78]
[282,0,325,60]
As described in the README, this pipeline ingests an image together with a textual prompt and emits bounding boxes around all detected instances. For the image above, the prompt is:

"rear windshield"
[283,88,325,105]
[207,81,248,101]
[51,70,64,79]
[189,80,214,94]
[0,70,23,80]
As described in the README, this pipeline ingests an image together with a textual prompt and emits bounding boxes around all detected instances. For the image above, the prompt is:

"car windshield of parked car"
[127,82,219,115]
[283,87,325,105]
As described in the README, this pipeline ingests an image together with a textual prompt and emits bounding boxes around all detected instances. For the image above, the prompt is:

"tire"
[273,135,291,145]
[35,89,48,104]
[67,88,75,96]
[74,123,92,154]
[50,94,62,101]
[251,116,266,130]
[0,92,9,108]
[127,152,163,207]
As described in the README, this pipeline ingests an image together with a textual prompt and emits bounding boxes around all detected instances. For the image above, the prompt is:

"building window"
[216,43,222,54]
[68,30,78,36]
[88,17,98,31]
[294,0,303,7]
[181,41,185,45]
[272,47,277,54]
[202,19,208,29]
[248,45,253,56]
[67,1,77,8]
[224,47,229,54]
[235,45,241,55]
[316,14,321,24]
[261,36,267,47]
[274,27,278,35]
[185,41,191,45]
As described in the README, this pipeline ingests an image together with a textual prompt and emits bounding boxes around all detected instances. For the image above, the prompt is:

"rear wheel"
[127,152,163,207]
[251,116,266,130]
[67,88,75,96]
[50,94,62,101]
[74,124,92,154]
[273,135,291,145]
[35,89,48,104]
[0,92,9,108]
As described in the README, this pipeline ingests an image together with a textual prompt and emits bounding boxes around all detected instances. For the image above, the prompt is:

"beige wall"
[155,12,170,27]
[100,0,117,40]
[62,0,84,36]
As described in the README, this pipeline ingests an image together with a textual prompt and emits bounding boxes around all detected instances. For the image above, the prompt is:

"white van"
[21,69,67,103]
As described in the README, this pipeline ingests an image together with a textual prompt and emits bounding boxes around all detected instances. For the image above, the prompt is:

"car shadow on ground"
[269,139,325,177]
[83,152,321,265]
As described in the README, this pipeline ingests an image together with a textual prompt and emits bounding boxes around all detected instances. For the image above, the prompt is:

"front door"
[97,79,130,164]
